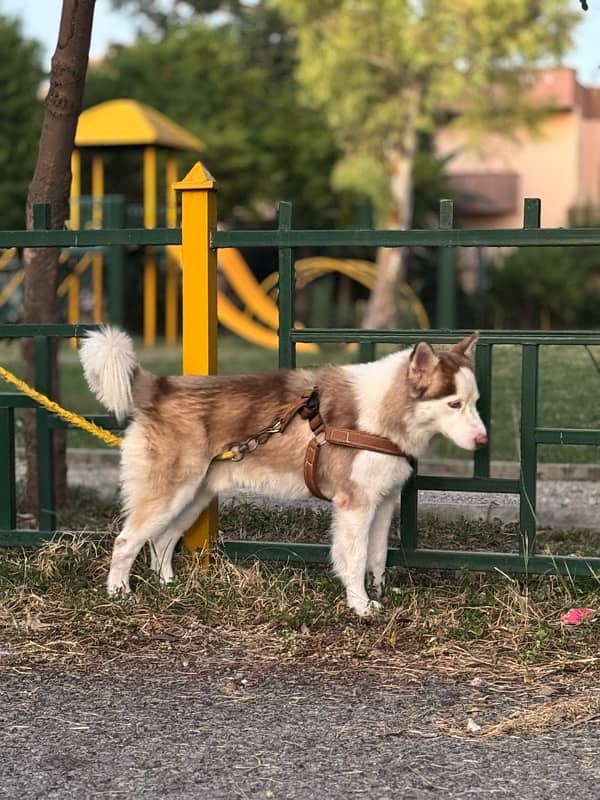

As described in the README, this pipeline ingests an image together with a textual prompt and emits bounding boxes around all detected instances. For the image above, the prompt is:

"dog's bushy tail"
[79,326,138,422]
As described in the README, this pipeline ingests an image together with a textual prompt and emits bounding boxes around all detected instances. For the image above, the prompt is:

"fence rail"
[213,226,600,248]
[0,185,599,578]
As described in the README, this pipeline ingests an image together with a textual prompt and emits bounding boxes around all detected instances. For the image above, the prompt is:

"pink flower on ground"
[560,608,595,625]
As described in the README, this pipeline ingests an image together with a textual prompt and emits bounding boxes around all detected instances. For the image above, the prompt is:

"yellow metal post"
[68,274,80,325]
[165,153,178,227]
[70,150,81,230]
[67,271,81,349]
[91,154,104,324]
[143,145,158,347]
[165,153,179,345]
[174,162,218,554]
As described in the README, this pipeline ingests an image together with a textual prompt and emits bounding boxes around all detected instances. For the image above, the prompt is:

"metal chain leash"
[215,420,285,462]
[213,388,320,463]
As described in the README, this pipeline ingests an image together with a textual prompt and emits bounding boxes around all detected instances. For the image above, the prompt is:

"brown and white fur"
[79,328,487,617]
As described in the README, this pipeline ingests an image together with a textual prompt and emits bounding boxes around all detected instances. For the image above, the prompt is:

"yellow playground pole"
[68,150,83,347]
[174,162,218,555]
[143,145,158,347]
[165,153,179,345]
[91,154,104,324]
[70,150,81,231]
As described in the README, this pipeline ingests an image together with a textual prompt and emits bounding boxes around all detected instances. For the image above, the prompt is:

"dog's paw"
[107,580,131,596]
[365,599,383,616]
[351,599,383,618]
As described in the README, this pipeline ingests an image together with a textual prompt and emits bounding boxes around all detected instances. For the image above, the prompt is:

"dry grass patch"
[2,527,600,693]
[474,693,600,737]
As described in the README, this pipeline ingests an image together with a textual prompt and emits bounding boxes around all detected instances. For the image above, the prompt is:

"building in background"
[436,68,600,230]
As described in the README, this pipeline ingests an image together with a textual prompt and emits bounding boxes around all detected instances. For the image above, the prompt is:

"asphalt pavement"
[2,663,599,799]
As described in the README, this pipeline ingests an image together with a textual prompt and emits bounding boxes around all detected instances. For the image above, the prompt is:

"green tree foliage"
[89,10,344,227]
[269,0,580,326]
[106,0,456,228]
[270,0,579,226]
[111,0,247,31]
[0,15,43,229]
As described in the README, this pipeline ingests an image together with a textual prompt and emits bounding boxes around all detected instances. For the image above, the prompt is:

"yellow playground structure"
[0,100,428,346]
[71,98,202,347]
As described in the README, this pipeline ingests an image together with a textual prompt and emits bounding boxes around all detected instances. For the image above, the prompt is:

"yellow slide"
[168,245,318,354]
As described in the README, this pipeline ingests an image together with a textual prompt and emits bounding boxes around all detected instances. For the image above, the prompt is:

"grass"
[14,491,600,671]
[2,514,600,691]
[2,335,599,462]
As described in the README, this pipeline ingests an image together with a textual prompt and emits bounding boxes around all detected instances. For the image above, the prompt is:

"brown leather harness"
[216,387,411,501]
[296,389,410,500]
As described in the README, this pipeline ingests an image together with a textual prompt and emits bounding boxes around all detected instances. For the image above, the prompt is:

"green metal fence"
[215,198,600,575]
[0,201,179,547]
[0,323,112,546]
[1,198,600,577]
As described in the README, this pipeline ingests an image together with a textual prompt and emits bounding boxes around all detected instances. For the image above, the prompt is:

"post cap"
[173,161,216,191]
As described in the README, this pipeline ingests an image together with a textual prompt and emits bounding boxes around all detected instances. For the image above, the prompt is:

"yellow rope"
[0,364,122,448]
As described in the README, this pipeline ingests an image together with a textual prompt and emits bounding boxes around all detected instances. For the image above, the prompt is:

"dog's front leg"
[330,503,378,617]
[366,494,397,599]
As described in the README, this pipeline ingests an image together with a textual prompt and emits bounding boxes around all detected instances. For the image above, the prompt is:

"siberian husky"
[79,328,487,617]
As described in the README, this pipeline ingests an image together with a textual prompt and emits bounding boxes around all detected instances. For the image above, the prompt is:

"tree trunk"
[22,0,96,518]
[362,96,419,330]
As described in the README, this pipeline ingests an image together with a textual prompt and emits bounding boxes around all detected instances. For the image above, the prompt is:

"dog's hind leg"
[107,479,202,594]
[366,494,396,599]
[330,502,378,617]
[148,489,214,583]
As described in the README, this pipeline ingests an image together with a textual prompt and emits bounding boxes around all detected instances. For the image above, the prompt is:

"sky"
[2,0,138,64]
[2,0,600,84]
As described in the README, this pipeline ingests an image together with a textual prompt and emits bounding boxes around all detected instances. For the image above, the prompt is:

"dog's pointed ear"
[451,332,479,359]
[408,341,439,387]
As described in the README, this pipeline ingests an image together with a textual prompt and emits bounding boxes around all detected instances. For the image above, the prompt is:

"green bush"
[487,246,600,329]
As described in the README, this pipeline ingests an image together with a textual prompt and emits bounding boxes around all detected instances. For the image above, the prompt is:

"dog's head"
[407,333,487,451]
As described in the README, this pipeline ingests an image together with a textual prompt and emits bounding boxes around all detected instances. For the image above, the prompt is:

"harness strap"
[278,392,317,432]
[299,392,410,501]
[303,437,329,500]
[324,426,406,456]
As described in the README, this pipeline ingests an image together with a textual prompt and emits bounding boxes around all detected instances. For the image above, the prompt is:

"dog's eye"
[448,400,462,409]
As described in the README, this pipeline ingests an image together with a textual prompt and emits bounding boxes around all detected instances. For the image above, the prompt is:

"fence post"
[277,201,296,369]
[519,343,539,561]
[473,342,492,478]
[357,200,376,363]
[30,205,56,530]
[436,199,456,328]
[34,334,56,532]
[104,195,126,328]
[174,162,218,554]
[0,407,16,531]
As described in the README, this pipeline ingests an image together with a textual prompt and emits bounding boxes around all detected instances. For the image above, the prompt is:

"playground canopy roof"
[75,99,204,151]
